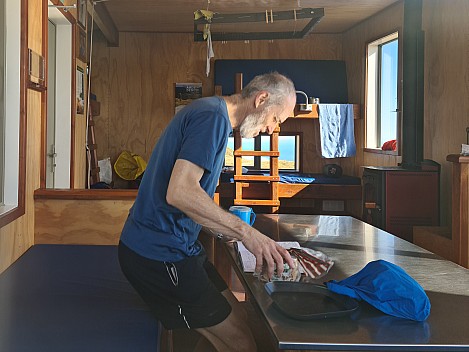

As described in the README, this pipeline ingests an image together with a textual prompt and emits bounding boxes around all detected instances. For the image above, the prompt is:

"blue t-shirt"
[120,96,231,261]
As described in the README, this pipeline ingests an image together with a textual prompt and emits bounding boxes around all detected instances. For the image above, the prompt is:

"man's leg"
[195,289,257,352]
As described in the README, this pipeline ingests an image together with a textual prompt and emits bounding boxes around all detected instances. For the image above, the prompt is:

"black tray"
[265,281,359,320]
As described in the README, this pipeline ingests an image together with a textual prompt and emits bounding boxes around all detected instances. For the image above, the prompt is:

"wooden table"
[225,214,469,351]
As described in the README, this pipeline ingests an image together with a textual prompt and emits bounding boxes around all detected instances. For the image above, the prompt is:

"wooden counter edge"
[34,188,138,200]
[447,154,469,164]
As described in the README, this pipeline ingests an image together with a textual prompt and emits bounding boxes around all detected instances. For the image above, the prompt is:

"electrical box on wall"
[28,49,45,86]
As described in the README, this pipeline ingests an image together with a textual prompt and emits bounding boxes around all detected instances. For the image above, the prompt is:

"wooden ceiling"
[101,0,401,34]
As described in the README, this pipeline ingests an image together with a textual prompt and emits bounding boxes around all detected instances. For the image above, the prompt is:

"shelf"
[290,104,361,119]
[234,150,279,157]
[447,154,469,164]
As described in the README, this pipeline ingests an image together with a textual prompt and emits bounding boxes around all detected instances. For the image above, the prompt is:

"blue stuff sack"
[326,260,431,321]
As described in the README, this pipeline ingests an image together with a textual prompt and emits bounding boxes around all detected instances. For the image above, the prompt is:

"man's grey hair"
[241,72,296,107]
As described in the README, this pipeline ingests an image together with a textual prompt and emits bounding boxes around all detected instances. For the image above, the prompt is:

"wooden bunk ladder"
[233,129,280,212]
[232,72,280,213]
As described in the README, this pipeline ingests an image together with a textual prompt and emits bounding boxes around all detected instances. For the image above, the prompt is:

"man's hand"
[241,231,294,279]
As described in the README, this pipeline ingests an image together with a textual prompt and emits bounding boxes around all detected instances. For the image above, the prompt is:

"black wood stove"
[362,163,440,242]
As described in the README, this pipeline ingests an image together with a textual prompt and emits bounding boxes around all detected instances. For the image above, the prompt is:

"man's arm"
[166,159,294,278]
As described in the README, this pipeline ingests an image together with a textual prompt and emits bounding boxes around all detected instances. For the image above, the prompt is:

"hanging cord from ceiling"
[194,0,215,76]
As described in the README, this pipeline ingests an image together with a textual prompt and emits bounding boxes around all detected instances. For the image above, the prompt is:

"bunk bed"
[213,67,362,215]
[0,245,166,352]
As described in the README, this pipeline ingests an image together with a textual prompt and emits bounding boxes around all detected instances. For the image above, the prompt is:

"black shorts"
[118,241,231,330]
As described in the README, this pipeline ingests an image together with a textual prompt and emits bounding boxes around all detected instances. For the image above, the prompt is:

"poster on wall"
[76,66,85,115]
[174,83,202,114]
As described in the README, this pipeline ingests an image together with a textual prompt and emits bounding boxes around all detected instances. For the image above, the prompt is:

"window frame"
[365,30,401,155]
[0,0,27,228]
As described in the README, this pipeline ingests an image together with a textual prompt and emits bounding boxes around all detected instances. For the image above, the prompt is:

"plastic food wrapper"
[255,257,301,282]
[256,247,334,282]
[288,247,334,279]
[237,241,333,282]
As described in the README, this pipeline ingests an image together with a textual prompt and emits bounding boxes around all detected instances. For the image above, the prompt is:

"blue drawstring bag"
[326,260,431,321]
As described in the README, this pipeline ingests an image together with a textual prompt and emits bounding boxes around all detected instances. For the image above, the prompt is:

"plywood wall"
[342,1,404,173]
[1,0,90,273]
[342,0,469,227]
[90,32,353,187]
[280,118,362,176]
[422,0,469,226]
[74,59,88,189]
[35,198,132,245]
[0,0,42,274]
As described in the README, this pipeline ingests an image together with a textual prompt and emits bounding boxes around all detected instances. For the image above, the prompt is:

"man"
[118,72,297,352]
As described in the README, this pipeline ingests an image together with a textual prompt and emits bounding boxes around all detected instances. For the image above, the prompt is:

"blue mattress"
[220,172,361,185]
[0,245,159,352]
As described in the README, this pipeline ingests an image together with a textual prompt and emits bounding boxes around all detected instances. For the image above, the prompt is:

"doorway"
[47,3,72,188]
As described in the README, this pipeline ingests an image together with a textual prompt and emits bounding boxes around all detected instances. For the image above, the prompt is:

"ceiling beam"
[87,0,119,47]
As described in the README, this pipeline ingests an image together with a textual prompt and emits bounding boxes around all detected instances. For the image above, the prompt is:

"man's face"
[239,96,295,138]
[239,107,270,138]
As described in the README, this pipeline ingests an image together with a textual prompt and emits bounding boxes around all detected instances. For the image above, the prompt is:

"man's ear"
[254,91,269,108]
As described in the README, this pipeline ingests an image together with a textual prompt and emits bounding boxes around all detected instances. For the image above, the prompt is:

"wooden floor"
[170,290,277,352]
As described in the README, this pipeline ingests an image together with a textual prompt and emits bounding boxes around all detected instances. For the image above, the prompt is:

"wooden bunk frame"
[214,73,362,214]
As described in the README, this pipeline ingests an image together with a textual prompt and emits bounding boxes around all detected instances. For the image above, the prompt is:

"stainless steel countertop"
[226,214,469,351]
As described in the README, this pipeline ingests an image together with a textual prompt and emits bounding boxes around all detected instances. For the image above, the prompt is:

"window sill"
[364,148,399,156]
[0,204,24,228]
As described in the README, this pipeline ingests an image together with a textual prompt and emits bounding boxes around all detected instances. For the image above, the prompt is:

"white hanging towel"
[318,104,356,158]
[206,30,214,77]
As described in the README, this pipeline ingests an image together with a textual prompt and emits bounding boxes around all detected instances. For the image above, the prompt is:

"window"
[225,133,299,171]
[0,0,25,227]
[366,32,399,151]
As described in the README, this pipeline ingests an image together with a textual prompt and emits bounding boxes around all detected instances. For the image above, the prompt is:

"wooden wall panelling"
[363,151,402,168]
[22,89,42,246]
[74,60,88,189]
[91,32,348,187]
[447,155,469,267]
[213,34,344,61]
[90,30,110,163]
[28,0,42,53]
[342,1,403,177]
[281,118,361,176]
[422,0,469,227]
[341,0,469,230]
[1,0,43,274]
[35,199,133,245]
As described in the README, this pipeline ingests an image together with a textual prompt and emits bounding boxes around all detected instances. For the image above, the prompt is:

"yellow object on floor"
[114,151,147,180]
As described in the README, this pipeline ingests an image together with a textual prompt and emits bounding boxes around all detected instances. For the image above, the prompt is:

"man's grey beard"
[239,108,269,138]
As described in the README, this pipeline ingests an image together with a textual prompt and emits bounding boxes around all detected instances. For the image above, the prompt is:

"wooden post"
[447,154,469,268]
[270,128,280,213]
